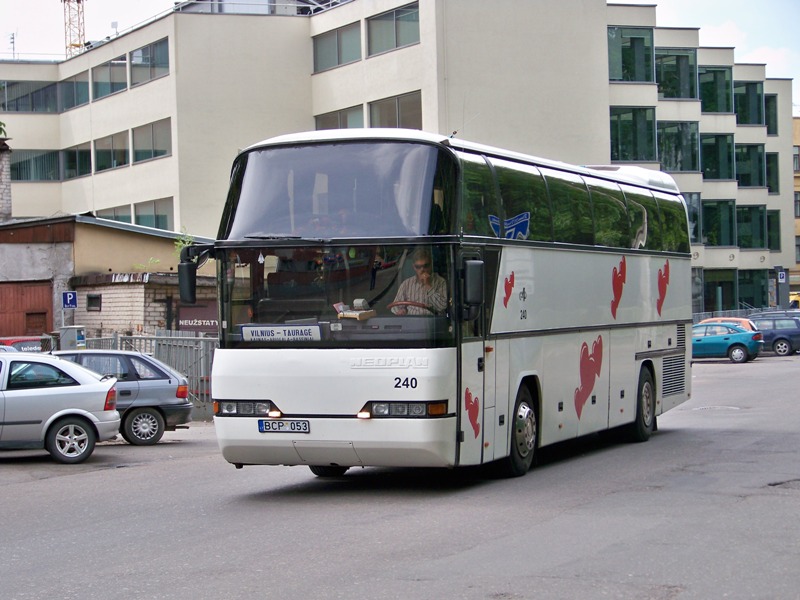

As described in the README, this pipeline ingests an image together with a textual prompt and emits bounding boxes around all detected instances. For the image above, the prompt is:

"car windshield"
[217,243,456,349]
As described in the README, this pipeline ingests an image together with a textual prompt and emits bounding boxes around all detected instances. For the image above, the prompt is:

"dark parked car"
[692,323,764,363]
[748,315,800,356]
[54,350,192,445]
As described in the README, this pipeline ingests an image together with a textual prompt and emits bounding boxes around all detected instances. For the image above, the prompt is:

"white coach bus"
[179,129,692,478]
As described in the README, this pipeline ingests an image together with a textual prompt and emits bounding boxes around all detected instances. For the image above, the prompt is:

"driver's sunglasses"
[414,262,431,270]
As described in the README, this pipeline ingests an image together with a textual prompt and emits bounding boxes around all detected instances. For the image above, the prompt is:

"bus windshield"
[220,141,456,240]
[217,244,456,349]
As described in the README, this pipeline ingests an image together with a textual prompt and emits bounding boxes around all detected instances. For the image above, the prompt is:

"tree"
[0,121,7,137]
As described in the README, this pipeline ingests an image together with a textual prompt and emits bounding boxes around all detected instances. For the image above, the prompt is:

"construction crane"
[62,0,86,58]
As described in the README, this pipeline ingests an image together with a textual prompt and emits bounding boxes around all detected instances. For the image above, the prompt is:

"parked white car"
[0,353,120,463]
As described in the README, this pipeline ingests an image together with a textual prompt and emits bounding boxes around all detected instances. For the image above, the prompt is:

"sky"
[1,0,798,115]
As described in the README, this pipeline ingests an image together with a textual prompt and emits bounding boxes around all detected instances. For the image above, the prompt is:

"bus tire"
[628,367,655,443]
[498,385,537,477]
[309,465,349,477]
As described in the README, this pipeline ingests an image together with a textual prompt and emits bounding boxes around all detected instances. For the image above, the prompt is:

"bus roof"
[245,128,681,194]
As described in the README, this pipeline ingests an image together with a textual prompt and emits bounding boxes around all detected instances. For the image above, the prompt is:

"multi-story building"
[0,0,795,320]
[793,117,800,301]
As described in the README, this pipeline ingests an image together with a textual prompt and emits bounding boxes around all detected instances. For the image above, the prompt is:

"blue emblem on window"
[488,212,530,240]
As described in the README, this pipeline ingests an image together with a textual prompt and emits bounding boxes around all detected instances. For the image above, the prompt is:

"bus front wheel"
[498,385,537,477]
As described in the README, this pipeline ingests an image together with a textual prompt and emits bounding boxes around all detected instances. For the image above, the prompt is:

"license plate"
[258,419,310,434]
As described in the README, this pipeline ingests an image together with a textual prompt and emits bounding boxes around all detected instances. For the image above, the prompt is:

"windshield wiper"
[244,233,331,243]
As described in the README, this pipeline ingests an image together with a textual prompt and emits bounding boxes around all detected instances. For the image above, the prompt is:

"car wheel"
[497,385,537,477]
[627,368,655,442]
[772,339,792,357]
[728,345,748,363]
[45,417,96,464]
[123,408,165,445]
[309,465,349,477]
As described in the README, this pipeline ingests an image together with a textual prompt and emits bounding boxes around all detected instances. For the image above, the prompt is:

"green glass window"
[654,190,690,253]
[655,48,697,99]
[58,71,89,111]
[684,192,701,244]
[491,158,552,242]
[585,177,630,248]
[96,205,132,223]
[703,269,736,312]
[0,80,58,112]
[135,198,173,231]
[458,153,500,237]
[313,23,360,72]
[701,134,734,180]
[620,185,662,250]
[369,91,421,129]
[702,200,735,246]
[610,107,656,162]
[765,95,778,135]
[738,270,768,309]
[766,153,779,194]
[10,150,60,181]
[658,121,699,172]
[767,210,780,251]
[698,66,732,113]
[92,55,127,100]
[541,168,593,245]
[315,105,364,130]
[735,144,765,187]
[130,38,169,87]
[367,3,419,56]
[734,81,764,125]
[736,205,766,249]
[132,118,171,162]
[94,131,129,172]
[608,27,654,82]
[62,142,92,179]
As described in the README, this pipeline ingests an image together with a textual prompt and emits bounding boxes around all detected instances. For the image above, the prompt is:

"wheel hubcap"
[56,424,89,457]
[641,382,653,426]
[514,403,535,458]
[132,414,158,440]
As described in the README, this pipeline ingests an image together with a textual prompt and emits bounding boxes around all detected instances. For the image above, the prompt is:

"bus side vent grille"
[662,355,685,396]
[676,325,686,348]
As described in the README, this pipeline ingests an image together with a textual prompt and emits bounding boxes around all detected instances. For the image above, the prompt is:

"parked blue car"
[692,323,764,363]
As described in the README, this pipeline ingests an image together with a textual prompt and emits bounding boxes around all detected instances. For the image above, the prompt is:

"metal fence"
[87,331,218,420]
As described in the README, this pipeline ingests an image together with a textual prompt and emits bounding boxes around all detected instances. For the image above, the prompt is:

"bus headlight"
[214,400,273,416]
[358,401,448,418]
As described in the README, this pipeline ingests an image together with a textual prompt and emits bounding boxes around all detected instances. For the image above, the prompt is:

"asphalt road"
[2,355,799,600]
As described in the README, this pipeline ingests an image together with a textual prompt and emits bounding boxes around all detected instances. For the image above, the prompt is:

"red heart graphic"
[610,256,626,319]
[574,336,603,419]
[657,259,670,316]
[465,387,480,438]
[503,271,515,308]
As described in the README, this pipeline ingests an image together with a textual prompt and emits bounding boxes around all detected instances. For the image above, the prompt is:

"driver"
[391,248,447,315]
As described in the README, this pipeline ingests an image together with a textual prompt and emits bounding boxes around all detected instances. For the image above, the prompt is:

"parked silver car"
[54,350,193,445]
[0,353,120,463]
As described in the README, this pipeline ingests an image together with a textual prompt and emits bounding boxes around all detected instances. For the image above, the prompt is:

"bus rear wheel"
[309,465,349,477]
[627,368,655,442]
[498,385,536,477]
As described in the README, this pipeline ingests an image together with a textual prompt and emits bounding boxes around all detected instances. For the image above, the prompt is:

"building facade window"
[738,270,768,309]
[655,48,696,99]
[315,105,364,129]
[86,294,102,312]
[62,142,92,179]
[92,55,127,100]
[58,71,89,111]
[96,205,132,223]
[132,118,171,162]
[691,267,704,313]
[796,237,800,263]
[766,153,779,194]
[793,146,799,172]
[733,81,764,125]
[735,144,765,187]
[684,192,701,244]
[314,23,360,72]
[702,200,735,246]
[610,107,656,161]
[367,3,419,56]
[94,131,129,172]
[10,150,60,181]
[795,192,800,218]
[657,121,698,171]
[698,66,732,113]
[736,205,766,249]
[703,269,736,312]
[608,27,654,82]
[701,134,734,180]
[767,210,780,251]
[369,91,422,129]
[0,80,58,112]
[135,198,173,230]
[130,38,169,87]
[764,94,778,135]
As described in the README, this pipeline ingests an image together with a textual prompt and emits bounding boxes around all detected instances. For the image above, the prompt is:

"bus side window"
[541,168,594,245]
[458,153,500,237]
[653,190,691,253]
[620,185,663,250]
[491,158,553,242]
[584,177,630,248]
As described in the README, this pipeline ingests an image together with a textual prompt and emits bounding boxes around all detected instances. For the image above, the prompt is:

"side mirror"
[462,259,484,321]
[178,261,198,304]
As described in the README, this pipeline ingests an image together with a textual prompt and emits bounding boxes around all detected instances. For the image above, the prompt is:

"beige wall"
[73,223,182,274]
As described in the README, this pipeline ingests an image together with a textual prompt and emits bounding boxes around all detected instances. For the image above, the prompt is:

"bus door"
[458,249,495,466]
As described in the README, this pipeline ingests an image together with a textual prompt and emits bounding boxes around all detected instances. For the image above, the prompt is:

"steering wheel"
[386,300,434,314]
